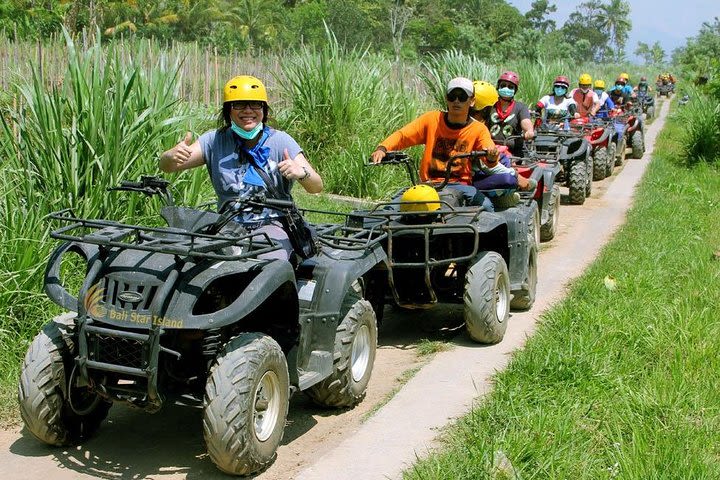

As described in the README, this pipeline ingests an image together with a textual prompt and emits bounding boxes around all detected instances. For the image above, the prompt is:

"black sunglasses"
[497,82,516,90]
[446,91,469,102]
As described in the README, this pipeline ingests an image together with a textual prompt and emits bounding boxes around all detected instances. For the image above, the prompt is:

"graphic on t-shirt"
[430,137,469,177]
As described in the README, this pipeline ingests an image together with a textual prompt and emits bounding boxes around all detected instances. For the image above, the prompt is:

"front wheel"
[646,106,655,119]
[307,283,377,408]
[464,252,511,344]
[203,333,290,476]
[18,321,111,446]
[568,161,587,205]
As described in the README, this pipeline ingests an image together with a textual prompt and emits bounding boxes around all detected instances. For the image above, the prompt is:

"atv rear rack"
[49,209,280,261]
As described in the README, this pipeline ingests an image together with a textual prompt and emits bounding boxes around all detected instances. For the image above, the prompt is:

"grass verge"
[404,109,720,478]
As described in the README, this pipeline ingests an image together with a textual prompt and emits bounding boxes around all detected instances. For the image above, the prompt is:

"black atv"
[18,176,388,476]
[656,81,673,97]
[529,121,593,205]
[636,89,655,119]
[348,151,538,344]
[496,135,561,241]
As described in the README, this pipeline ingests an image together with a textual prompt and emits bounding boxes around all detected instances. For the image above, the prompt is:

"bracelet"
[298,166,311,181]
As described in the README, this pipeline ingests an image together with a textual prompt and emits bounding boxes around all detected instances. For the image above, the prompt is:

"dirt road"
[0,100,670,479]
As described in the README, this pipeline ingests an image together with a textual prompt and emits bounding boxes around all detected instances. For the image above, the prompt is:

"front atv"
[18,176,388,476]
[348,152,538,344]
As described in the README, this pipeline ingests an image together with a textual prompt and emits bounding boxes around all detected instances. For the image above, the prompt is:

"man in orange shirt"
[371,77,499,210]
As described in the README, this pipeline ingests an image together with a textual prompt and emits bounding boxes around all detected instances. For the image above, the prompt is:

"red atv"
[569,117,615,180]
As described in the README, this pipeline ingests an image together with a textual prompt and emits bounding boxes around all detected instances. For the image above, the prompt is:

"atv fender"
[45,242,100,311]
[173,260,297,329]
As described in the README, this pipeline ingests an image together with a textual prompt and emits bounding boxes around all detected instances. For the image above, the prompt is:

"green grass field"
[404,113,720,479]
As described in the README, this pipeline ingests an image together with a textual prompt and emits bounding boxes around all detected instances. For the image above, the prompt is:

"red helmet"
[498,71,520,88]
[553,76,570,87]
[615,76,627,85]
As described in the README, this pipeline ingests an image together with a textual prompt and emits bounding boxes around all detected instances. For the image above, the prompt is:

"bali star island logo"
[84,283,107,318]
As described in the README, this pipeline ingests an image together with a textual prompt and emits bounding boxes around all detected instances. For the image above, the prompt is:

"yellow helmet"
[619,72,630,81]
[472,80,499,110]
[578,73,592,86]
[593,79,606,90]
[400,185,441,213]
[223,75,268,104]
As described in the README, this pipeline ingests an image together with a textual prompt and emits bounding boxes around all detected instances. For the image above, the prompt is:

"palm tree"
[598,0,632,62]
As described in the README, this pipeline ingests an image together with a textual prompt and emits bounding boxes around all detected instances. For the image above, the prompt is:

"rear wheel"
[593,147,608,180]
[464,252,510,344]
[510,240,538,311]
[204,333,289,476]
[540,185,560,242]
[630,130,645,159]
[605,142,616,178]
[18,321,111,446]
[615,137,626,166]
[568,161,586,205]
[307,282,377,408]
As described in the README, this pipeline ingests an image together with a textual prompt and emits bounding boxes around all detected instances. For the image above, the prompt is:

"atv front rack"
[49,209,280,261]
[315,221,388,251]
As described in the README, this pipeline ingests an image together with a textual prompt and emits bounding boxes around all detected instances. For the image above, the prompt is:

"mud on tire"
[568,161,587,205]
[18,320,111,446]
[203,333,290,476]
[615,137,626,166]
[464,252,511,344]
[307,282,377,408]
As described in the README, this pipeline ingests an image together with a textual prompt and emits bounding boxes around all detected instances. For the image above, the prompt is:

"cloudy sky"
[506,0,716,60]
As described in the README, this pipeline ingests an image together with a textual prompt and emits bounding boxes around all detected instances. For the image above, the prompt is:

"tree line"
[1,0,650,64]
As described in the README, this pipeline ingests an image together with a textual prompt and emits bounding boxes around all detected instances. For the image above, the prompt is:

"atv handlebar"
[109,176,174,206]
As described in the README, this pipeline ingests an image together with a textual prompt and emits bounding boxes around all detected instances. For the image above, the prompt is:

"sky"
[506,0,718,61]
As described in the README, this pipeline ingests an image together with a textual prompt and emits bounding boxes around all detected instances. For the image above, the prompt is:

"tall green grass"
[276,31,423,199]
[675,87,720,165]
[0,30,210,405]
[404,115,720,479]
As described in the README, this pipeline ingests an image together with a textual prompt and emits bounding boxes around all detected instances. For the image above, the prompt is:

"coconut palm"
[597,0,632,62]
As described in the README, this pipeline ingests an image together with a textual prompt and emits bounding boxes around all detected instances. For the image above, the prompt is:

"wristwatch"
[298,166,311,181]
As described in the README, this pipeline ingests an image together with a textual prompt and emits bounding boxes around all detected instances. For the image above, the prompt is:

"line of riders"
[163,70,666,258]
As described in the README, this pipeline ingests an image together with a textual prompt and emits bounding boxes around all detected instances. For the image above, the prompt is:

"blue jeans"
[446,183,494,212]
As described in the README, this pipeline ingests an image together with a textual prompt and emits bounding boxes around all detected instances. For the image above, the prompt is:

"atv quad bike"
[495,135,561,242]
[348,151,538,344]
[529,120,593,205]
[18,176,388,476]
[569,117,615,181]
[636,89,655,119]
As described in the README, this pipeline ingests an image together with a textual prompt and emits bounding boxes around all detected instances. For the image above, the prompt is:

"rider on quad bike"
[593,79,616,118]
[160,75,323,260]
[570,73,601,119]
[370,77,501,212]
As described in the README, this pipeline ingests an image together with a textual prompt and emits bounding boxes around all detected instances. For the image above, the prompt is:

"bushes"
[676,87,720,165]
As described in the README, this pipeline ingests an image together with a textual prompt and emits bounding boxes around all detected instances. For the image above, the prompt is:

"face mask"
[497,87,515,98]
[580,87,590,93]
[594,89,604,96]
[231,121,263,140]
[554,86,567,96]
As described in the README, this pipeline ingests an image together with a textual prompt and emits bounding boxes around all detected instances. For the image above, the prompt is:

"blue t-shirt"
[199,127,302,223]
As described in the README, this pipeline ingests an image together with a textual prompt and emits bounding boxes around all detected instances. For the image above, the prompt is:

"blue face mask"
[231,121,263,140]
[594,89,604,96]
[554,86,567,96]
[497,87,515,98]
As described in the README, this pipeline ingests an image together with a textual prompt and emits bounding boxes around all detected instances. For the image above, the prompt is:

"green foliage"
[404,116,720,480]
[676,90,720,165]
[276,30,421,198]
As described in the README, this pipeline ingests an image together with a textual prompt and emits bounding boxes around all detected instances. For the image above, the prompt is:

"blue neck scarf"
[237,126,271,188]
